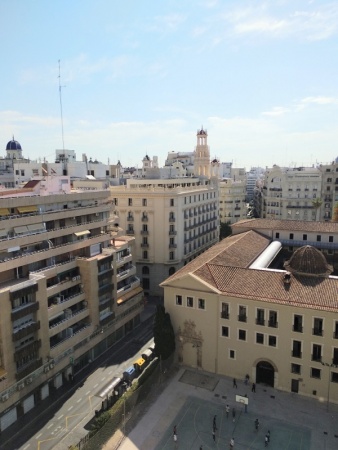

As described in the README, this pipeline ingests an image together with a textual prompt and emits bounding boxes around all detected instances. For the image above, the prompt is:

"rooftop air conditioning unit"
[44,366,50,373]
[49,363,55,369]
[1,393,9,402]
[26,377,33,385]
[17,382,25,390]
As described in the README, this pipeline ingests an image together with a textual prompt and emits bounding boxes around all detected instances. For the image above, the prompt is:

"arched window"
[142,266,149,275]
[169,267,175,276]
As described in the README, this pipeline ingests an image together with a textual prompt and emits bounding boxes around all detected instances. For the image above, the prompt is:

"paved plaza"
[113,367,338,450]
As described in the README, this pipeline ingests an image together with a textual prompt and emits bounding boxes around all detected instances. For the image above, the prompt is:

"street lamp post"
[321,361,338,412]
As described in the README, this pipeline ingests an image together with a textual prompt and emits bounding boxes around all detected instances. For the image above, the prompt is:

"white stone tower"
[194,128,210,178]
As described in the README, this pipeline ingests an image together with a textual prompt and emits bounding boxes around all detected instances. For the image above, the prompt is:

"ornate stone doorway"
[177,320,203,368]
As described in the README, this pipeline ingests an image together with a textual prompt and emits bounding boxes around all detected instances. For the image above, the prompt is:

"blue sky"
[1,0,338,169]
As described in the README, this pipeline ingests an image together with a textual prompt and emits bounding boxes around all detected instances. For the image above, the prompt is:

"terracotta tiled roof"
[161,230,271,285]
[232,218,338,233]
[198,265,338,312]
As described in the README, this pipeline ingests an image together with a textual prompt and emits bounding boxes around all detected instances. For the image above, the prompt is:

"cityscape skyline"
[1,0,338,169]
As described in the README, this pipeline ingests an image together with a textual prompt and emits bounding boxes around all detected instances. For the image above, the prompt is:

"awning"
[0,208,10,216]
[27,223,45,233]
[17,206,38,214]
[0,230,7,239]
[74,230,91,237]
[117,286,143,305]
[14,225,29,234]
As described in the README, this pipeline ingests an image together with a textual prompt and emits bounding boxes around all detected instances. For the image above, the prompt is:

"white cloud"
[262,107,290,116]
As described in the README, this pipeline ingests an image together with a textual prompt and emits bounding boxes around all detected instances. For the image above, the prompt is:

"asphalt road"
[1,316,154,450]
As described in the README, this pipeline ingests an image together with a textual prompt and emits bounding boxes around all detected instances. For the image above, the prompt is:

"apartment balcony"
[141,243,149,248]
[16,358,43,381]
[169,217,175,222]
[11,301,39,321]
[256,318,265,326]
[140,230,149,235]
[238,315,247,323]
[117,265,136,281]
[291,350,302,358]
[49,308,89,337]
[48,291,85,316]
[221,312,229,319]
[117,277,140,296]
[13,321,40,341]
[126,230,134,235]
[293,325,303,333]
[141,216,148,222]
[268,320,278,328]
[127,216,134,221]
[47,277,83,298]
[311,354,322,362]
[50,323,92,357]
[14,339,41,362]
[313,328,323,337]
[169,231,177,235]
[332,357,338,365]
[169,244,177,248]
[116,252,132,267]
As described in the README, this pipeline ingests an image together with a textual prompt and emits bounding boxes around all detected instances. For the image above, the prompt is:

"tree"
[153,305,175,360]
[312,198,323,221]
[219,221,232,240]
[333,203,338,222]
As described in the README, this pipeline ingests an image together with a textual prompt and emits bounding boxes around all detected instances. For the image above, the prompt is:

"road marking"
[77,398,81,403]
[101,377,106,381]
[47,423,54,429]
[93,383,98,388]
[23,444,31,449]
[36,433,42,439]
[68,406,73,411]
[85,391,91,395]
[57,414,64,420]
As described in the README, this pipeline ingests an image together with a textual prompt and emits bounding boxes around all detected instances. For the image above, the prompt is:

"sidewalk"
[103,367,338,450]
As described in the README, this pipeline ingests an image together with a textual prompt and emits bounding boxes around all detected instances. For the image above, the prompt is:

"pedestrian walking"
[252,382,256,393]
[265,434,269,447]
[232,407,236,422]
[173,433,177,443]
[255,418,259,431]
[233,378,237,388]
[213,415,217,431]
[244,394,248,413]
[200,446,203,450]
[229,437,234,448]
[212,430,216,443]
[226,404,230,418]
[173,425,177,435]
[267,430,270,442]
[245,374,250,385]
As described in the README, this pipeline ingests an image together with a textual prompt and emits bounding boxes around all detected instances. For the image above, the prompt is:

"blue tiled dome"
[6,138,22,151]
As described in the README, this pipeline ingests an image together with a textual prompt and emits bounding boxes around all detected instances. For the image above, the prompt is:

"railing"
[221,312,229,319]
[12,321,40,341]
[268,321,278,328]
[49,307,88,330]
[48,291,84,309]
[291,350,302,358]
[293,325,303,333]
[313,328,323,336]
[50,323,91,349]
[238,315,247,323]
[311,354,322,362]
[256,318,265,326]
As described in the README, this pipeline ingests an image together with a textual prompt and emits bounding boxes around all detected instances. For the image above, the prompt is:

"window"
[256,309,265,326]
[312,344,322,362]
[313,318,323,336]
[222,326,229,337]
[329,236,334,243]
[143,251,148,259]
[187,297,193,307]
[334,321,338,339]
[238,306,247,322]
[292,340,302,358]
[256,333,264,344]
[142,278,149,289]
[170,199,174,207]
[333,348,338,365]
[268,311,278,328]
[316,235,321,242]
[238,329,246,341]
[198,298,205,310]
[293,315,303,332]
[275,232,280,238]
[15,170,19,175]
[176,295,182,306]
[142,237,148,245]
[268,335,277,347]
[332,372,338,383]
[169,267,175,276]
[142,198,147,206]
[303,234,307,241]
[291,363,301,374]
[128,198,132,206]
[169,251,175,260]
[142,224,148,232]
[311,368,321,379]
[142,266,149,275]
[290,233,294,240]
[229,350,235,359]
[221,302,229,319]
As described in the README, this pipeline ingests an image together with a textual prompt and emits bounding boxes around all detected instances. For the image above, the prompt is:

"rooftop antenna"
[58,60,66,151]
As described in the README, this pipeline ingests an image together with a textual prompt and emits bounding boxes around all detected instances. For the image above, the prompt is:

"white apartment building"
[219,178,247,224]
[0,177,142,432]
[111,177,219,296]
[262,165,322,221]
